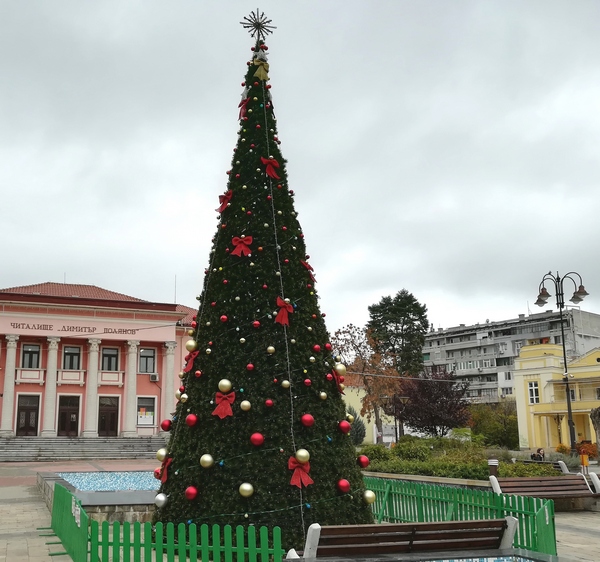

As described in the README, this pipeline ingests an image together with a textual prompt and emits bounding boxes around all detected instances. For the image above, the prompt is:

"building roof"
[176,304,197,326]
[0,282,147,302]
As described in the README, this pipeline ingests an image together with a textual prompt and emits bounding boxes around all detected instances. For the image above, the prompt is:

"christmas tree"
[153,11,374,549]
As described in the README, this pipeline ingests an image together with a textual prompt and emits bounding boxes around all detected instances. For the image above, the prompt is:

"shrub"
[577,442,597,459]
[555,443,570,455]
[392,441,432,461]
[359,444,393,463]
[498,463,559,477]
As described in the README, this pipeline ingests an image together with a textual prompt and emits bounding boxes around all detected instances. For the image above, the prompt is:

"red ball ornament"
[282,226,287,231]
[185,486,198,501]
[338,420,351,434]
[250,432,265,446]
[185,414,198,427]
[267,195,272,200]
[357,455,370,469]
[235,174,240,179]
[160,419,172,432]
[265,399,274,407]
[250,143,255,148]
[220,315,228,323]
[337,479,351,494]
[191,321,197,328]
[254,81,259,86]
[266,84,272,89]
[241,82,245,86]
[339,376,345,383]
[154,467,162,479]
[223,279,228,285]
[313,344,321,353]
[277,184,282,189]
[211,302,216,307]
[247,211,252,215]
[246,363,255,371]
[256,124,261,129]
[262,284,268,290]
[195,370,202,378]
[326,373,333,381]
[301,414,315,427]
[304,379,312,387]
[179,386,185,393]
[325,343,332,351]
[311,314,317,319]
[284,259,289,264]
[253,320,261,328]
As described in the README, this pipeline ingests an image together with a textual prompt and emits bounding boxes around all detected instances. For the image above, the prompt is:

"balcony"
[99,370,124,387]
[57,370,85,386]
[15,369,45,385]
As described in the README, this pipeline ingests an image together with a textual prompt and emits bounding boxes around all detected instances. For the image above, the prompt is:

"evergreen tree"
[367,290,429,376]
[153,12,373,549]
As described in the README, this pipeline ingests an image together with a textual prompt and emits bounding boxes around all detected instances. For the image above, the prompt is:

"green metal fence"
[51,484,90,562]
[89,520,285,562]
[364,476,557,556]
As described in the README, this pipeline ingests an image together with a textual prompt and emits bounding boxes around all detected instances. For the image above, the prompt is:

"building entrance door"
[57,396,80,436]
[98,397,119,436]
[16,395,39,436]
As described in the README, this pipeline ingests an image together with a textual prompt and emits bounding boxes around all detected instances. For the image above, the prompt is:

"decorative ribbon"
[300,260,316,282]
[183,350,199,373]
[212,391,236,419]
[216,190,233,213]
[253,59,270,81]
[160,457,173,484]
[275,296,294,326]
[238,96,250,120]
[231,236,253,257]
[260,156,280,179]
[332,369,345,395]
[288,457,314,488]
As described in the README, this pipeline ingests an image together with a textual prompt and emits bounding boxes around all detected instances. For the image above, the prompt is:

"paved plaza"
[0,459,597,561]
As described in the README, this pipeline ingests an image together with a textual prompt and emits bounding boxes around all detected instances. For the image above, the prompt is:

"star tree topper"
[240,9,276,41]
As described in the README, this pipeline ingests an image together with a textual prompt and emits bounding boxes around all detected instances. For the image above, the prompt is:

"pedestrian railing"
[363,476,557,556]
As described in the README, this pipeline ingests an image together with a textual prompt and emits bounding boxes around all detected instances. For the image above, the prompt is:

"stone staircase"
[0,436,167,462]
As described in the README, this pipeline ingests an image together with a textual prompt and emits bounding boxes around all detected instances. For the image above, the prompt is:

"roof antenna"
[64,272,66,284]
[174,274,177,304]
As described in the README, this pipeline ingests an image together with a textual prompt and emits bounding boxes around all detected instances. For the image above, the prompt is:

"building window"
[422,353,430,361]
[502,387,513,396]
[528,381,540,404]
[569,388,577,402]
[505,372,512,381]
[63,346,81,370]
[137,397,155,426]
[22,344,40,369]
[101,348,119,371]
[139,348,156,373]
[596,388,600,400]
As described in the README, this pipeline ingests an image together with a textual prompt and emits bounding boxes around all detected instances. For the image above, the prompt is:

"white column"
[163,341,177,425]
[82,338,101,438]
[122,340,140,437]
[40,337,60,437]
[0,335,19,437]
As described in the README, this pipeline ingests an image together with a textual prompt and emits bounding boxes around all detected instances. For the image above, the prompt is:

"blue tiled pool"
[57,471,158,492]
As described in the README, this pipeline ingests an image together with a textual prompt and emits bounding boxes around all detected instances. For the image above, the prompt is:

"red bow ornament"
[183,350,199,373]
[160,457,173,484]
[332,369,345,395]
[231,236,253,257]
[300,260,316,282]
[238,96,250,120]
[275,296,294,326]
[216,190,233,213]
[212,391,236,419]
[288,457,314,488]
[260,156,280,179]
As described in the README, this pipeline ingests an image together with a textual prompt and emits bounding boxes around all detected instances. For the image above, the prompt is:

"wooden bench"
[490,473,600,510]
[286,517,517,560]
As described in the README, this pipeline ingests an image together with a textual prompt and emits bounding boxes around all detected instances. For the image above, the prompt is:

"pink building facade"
[0,283,195,438]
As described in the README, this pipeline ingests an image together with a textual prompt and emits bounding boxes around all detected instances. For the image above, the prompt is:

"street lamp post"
[535,271,589,456]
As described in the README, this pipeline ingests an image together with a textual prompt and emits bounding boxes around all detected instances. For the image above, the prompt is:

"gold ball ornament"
[319,392,327,400]
[309,356,315,363]
[339,384,346,392]
[240,400,251,411]
[156,448,167,462]
[239,483,254,497]
[346,414,355,423]
[267,346,275,354]
[334,363,347,377]
[175,390,182,400]
[200,454,214,468]
[178,371,185,379]
[180,393,188,403]
[218,379,233,393]
[185,339,198,352]
[295,449,310,463]
[281,380,290,389]
[363,490,376,504]
[187,329,194,336]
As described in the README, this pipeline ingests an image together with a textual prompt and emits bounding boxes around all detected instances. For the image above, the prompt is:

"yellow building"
[514,344,600,450]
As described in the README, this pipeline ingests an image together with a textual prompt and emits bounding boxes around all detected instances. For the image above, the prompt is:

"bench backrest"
[315,519,508,557]
[495,474,593,497]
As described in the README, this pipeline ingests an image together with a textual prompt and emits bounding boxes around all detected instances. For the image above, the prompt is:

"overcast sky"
[2,1,600,334]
